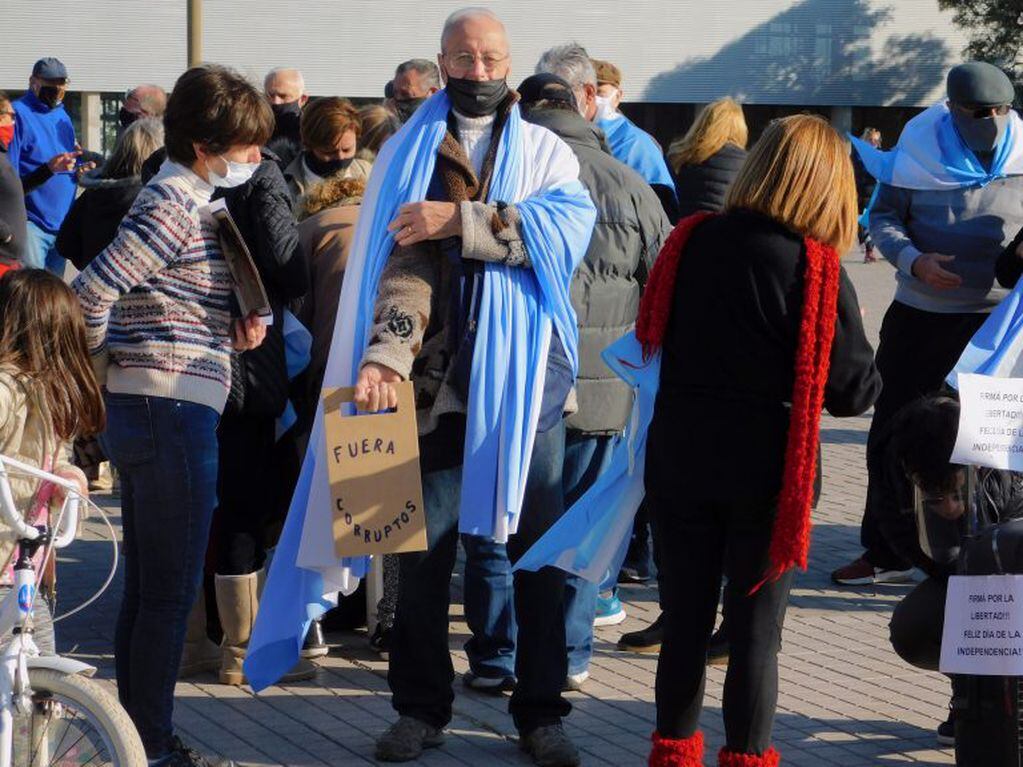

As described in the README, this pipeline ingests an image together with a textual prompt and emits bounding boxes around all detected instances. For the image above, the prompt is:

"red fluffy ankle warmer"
[649,731,704,766]
[718,746,781,766]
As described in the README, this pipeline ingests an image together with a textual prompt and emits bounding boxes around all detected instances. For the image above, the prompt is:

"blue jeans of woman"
[100,393,219,757]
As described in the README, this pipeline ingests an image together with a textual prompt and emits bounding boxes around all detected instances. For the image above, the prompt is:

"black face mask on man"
[304,151,354,179]
[445,77,509,117]
[952,109,1011,154]
[37,86,63,109]
[395,97,427,123]
[118,107,138,129]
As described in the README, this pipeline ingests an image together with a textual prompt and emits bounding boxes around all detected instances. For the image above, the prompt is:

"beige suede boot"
[215,571,316,686]
[178,591,220,679]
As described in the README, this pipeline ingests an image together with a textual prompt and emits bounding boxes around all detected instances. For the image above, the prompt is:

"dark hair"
[0,270,105,439]
[0,91,9,109]
[301,97,362,154]
[163,65,274,165]
[892,395,962,493]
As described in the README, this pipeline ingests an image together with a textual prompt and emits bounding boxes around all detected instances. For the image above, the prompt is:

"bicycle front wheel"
[10,668,146,767]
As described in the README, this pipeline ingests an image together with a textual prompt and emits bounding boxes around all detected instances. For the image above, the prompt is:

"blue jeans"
[389,419,570,733]
[24,220,65,276]
[463,432,618,678]
[99,393,220,757]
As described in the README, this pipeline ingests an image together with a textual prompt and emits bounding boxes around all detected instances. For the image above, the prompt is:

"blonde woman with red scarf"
[644,115,881,767]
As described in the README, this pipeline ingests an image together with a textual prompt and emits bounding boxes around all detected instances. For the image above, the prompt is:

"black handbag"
[224,319,289,418]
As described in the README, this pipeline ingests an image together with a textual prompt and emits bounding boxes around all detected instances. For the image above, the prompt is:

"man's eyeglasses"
[444,52,508,75]
[0,111,15,121]
[954,103,1013,119]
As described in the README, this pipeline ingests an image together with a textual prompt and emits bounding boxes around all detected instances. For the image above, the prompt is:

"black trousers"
[388,421,571,734]
[890,577,946,672]
[862,302,986,569]
[214,413,276,575]
[651,494,793,754]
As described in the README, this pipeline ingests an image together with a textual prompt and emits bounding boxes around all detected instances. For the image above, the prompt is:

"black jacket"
[853,152,877,214]
[674,143,746,219]
[646,209,881,502]
[215,151,309,417]
[0,146,26,266]
[524,107,671,434]
[56,170,142,270]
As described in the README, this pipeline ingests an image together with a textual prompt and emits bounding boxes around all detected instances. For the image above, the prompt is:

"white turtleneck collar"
[453,109,496,178]
[152,159,215,205]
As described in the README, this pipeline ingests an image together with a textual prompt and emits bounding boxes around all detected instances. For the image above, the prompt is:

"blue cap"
[31,57,68,81]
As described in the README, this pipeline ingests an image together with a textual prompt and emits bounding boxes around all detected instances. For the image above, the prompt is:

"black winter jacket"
[56,170,142,270]
[524,107,672,434]
[674,143,746,219]
[215,150,309,417]
[0,146,26,266]
[646,209,881,502]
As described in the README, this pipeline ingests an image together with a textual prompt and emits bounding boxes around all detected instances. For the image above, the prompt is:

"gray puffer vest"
[524,108,671,434]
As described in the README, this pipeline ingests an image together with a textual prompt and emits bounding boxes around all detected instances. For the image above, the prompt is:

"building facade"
[3,0,971,152]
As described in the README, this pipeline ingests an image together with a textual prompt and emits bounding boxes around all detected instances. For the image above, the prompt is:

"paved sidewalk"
[55,255,956,766]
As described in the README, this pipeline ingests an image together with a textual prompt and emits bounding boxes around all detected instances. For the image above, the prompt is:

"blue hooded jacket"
[9,90,77,233]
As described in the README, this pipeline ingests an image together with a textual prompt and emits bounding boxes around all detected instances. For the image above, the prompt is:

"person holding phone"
[7,58,83,276]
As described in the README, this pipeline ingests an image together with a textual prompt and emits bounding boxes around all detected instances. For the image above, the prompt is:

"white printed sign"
[951,373,1023,471]
[940,574,1023,676]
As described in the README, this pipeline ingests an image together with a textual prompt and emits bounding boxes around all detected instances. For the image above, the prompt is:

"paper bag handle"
[322,380,415,417]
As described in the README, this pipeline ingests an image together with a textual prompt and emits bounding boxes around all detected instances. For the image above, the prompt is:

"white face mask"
[595,94,617,122]
[207,155,259,188]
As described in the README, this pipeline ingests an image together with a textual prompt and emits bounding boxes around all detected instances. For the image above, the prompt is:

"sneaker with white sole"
[564,670,589,691]
[831,556,914,586]
[463,670,516,694]
[594,592,626,627]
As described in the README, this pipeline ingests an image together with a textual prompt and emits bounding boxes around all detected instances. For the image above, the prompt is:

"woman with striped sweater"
[73,65,272,767]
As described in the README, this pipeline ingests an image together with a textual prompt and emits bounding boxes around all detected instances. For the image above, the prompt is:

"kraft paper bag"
[321,382,427,558]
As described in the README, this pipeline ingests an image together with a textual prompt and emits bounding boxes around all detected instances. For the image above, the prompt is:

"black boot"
[618,613,663,653]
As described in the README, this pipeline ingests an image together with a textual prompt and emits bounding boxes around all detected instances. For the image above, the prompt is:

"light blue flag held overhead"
[850,102,1023,192]
[598,114,677,192]
[515,331,658,583]
[948,278,1023,389]
[244,90,595,692]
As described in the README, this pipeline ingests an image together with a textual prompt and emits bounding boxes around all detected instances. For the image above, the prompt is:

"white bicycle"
[0,454,145,767]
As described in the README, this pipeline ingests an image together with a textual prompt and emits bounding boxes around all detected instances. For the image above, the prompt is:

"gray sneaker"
[520,724,580,767]
[375,716,445,762]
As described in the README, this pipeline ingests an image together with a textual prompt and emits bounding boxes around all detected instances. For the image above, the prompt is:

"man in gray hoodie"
[833,62,1023,588]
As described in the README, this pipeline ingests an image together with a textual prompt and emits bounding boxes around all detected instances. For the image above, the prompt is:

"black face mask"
[445,77,508,117]
[952,110,1010,154]
[37,86,62,109]
[118,107,138,129]
[304,151,354,178]
[395,97,427,123]
[272,101,302,119]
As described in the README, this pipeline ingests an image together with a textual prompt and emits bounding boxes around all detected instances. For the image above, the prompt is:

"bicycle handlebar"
[0,454,81,545]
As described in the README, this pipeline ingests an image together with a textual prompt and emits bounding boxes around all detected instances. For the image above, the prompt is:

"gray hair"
[128,84,167,117]
[535,43,596,91]
[264,67,306,93]
[441,7,504,50]
[395,59,441,90]
[104,117,164,180]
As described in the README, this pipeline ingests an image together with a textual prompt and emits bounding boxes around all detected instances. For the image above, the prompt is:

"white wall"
[2,0,970,106]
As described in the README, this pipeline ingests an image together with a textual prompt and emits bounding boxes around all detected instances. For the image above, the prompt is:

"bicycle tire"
[21,668,146,767]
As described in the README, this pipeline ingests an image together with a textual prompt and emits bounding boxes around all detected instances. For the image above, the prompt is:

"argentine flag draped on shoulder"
[848,102,1023,387]
[243,90,596,692]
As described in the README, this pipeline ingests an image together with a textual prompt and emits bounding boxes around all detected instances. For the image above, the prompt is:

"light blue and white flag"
[949,279,1023,388]
[850,103,1023,192]
[598,114,677,193]
[244,91,595,691]
[515,331,657,582]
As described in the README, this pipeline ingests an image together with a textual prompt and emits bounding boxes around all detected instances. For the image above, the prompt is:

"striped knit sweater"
[72,161,235,413]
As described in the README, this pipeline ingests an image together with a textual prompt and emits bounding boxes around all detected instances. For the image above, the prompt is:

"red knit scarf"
[636,212,841,585]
